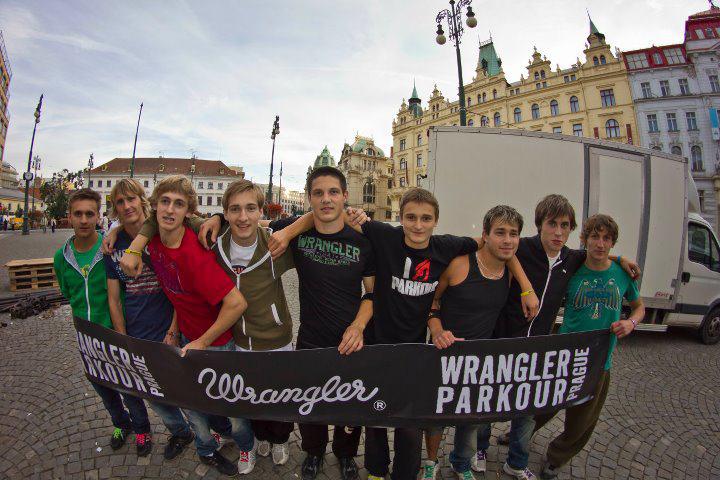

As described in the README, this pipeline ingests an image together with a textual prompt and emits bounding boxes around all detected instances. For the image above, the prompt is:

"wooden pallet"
[5,258,58,292]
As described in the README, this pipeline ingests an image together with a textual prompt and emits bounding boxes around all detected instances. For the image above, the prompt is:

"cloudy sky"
[0,0,709,190]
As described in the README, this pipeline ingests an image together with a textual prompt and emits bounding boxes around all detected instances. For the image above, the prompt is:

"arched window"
[605,119,620,138]
[481,116,489,127]
[387,197,391,206]
[671,146,682,155]
[692,146,704,171]
[363,181,375,204]
[467,97,472,106]
[477,94,481,104]
[367,148,375,156]
[570,96,579,113]
[494,112,501,127]
[482,92,487,102]
[540,70,546,79]
[550,99,559,116]
[600,55,607,65]
[399,158,407,170]
[531,104,540,119]
[400,177,406,187]
[493,89,497,99]
[468,119,474,126]
[593,56,599,66]
[514,107,522,123]
[417,133,422,146]
[534,72,540,80]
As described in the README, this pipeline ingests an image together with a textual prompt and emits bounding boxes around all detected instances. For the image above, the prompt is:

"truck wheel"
[699,307,720,345]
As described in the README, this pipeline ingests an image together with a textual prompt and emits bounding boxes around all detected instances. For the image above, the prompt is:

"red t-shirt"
[149,226,235,346]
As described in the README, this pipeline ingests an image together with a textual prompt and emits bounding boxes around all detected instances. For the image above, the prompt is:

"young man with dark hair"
[103,179,196,459]
[54,189,150,455]
[534,214,644,479]
[427,205,524,480]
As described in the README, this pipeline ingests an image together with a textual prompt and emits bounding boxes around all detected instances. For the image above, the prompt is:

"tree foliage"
[40,169,84,220]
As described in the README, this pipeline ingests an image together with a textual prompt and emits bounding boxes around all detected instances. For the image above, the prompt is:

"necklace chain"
[476,251,504,279]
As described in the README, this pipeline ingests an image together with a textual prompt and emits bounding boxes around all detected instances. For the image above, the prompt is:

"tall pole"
[266,115,280,205]
[31,155,40,214]
[278,160,283,205]
[130,102,143,178]
[451,1,467,126]
[23,94,43,235]
[87,153,94,187]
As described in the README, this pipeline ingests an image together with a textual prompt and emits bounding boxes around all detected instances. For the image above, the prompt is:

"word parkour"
[73,317,610,428]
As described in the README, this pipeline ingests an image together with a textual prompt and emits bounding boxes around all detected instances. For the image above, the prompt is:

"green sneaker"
[110,427,130,450]
[423,460,438,479]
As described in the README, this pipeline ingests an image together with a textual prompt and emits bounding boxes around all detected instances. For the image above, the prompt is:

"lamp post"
[87,153,94,187]
[31,155,41,214]
[266,115,280,206]
[435,0,477,126]
[22,94,43,235]
[130,102,143,178]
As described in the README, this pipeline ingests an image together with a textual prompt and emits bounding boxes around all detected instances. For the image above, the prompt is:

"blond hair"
[149,175,198,214]
[108,178,151,221]
[222,179,264,211]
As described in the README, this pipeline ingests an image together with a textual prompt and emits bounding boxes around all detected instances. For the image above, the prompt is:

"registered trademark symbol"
[373,400,386,411]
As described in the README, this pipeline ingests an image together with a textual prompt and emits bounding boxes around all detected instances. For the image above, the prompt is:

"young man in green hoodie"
[54,189,151,453]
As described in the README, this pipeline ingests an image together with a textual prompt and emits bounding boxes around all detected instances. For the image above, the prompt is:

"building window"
[198,181,204,189]
[206,196,212,206]
[208,182,214,190]
[468,119,474,126]
[97,180,102,188]
[534,72,540,80]
[89,180,94,188]
[536,83,541,90]
[363,182,375,204]
[570,96,579,113]
[605,119,620,138]
[550,100,559,116]
[641,82,652,98]
[107,180,112,187]
[666,113,678,132]
[664,47,685,64]
[647,114,659,133]
[593,56,599,66]
[467,97,472,106]
[514,107,522,123]
[553,126,562,134]
[387,179,393,189]
[494,112,501,127]
[416,174,423,186]
[542,81,547,88]
[626,53,649,69]
[400,158,407,170]
[477,94,481,104]
[479,115,487,127]
[600,55,606,65]
[692,146,704,171]
[531,104,540,119]
[671,145,682,155]
[600,89,616,107]
[660,80,671,97]
[570,74,576,81]
[652,52,663,65]
[686,111,698,131]
[416,153,422,167]
[143,180,149,187]
[216,197,221,206]
[564,75,569,83]
[399,139,406,151]
[416,133,422,146]
[573,124,583,137]
[711,75,720,93]
[198,196,203,205]
[483,92,487,102]
[698,191,706,213]
[399,177,406,187]
[218,182,223,189]
[678,78,690,95]
[540,70,546,79]
[493,89,497,99]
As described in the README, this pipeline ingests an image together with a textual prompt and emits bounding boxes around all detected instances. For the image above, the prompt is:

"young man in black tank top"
[427,206,524,480]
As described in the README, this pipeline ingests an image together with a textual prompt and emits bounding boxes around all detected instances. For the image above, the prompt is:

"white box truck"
[425,126,720,344]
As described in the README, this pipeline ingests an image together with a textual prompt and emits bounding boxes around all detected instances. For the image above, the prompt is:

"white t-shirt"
[548,252,561,269]
[229,236,258,274]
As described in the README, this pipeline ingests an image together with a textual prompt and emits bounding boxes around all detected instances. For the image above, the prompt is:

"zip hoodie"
[54,234,112,328]
[212,225,294,350]
[497,235,585,338]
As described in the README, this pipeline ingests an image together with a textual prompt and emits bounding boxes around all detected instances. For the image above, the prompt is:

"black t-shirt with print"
[271,217,375,349]
[361,221,478,345]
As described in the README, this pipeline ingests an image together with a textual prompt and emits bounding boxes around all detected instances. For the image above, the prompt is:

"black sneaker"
[338,457,359,480]
[200,451,239,476]
[135,432,152,457]
[110,427,131,450]
[164,432,195,460]
[301,454,324,480]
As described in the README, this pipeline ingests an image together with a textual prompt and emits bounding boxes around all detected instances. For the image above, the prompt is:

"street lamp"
[31,155,41,214]
[435,0,477,126]
[22,94,43,235]
[266,115,280,206]
[87,153,94,187]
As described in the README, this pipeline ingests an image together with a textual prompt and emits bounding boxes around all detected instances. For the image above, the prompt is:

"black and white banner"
[74,317,610,428]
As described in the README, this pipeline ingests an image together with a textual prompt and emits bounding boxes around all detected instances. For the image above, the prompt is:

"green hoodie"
[53,234,112,328]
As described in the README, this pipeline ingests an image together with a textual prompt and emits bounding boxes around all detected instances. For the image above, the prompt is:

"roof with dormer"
[350,136,385,157]
[89,157,241,177]
[478,39,502,77]
[314,146,336,168]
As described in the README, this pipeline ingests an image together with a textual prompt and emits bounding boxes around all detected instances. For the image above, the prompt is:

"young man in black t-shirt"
[271,167,374,480]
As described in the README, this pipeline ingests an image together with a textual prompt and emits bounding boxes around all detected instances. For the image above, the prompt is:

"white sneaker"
[503,462,536,479]
[256,439,271,457]
[237,442,257,475]
[421,459,438,479]
[470,449,486,472]
[271,442,289,465]
[455,470,476,480]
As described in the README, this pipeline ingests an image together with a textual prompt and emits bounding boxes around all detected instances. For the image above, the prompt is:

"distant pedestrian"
[50,217,57,233]
[41,215,47,234]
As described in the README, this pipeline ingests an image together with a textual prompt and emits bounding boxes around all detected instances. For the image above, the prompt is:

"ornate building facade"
[389,18,637,219]
[337,135,392,219]
[0,31,10,163]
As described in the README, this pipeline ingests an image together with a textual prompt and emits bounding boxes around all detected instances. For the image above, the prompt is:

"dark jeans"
[299,423,361,458]
[147,401,192,438]
[253,419,293,444]
[365,427,422,480]
[90,381,150,434]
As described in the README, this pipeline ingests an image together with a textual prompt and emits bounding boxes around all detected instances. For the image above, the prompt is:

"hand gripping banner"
[73,317,610,428]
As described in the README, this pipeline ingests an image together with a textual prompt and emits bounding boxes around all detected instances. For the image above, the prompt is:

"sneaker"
[237,443,257,475]
[367,476,385,480]
[497,431,510,445]
[539,463,559,480]
[503,462,536,479]
[257,439,271,457]
[200,451,239,476]
[164,432,195,460]
[110,427,131,450]
[272,442,289,465]
[470,450,486,473]
[301,454,323,480]
[455,471,476,480]
[212,432,230,448]
[135,432,152,457]
[338,457,359,480]
[422,460,438,479]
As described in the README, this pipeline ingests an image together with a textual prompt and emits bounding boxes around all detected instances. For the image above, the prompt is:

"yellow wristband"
[520,289,534,297]
[124,248,143,257]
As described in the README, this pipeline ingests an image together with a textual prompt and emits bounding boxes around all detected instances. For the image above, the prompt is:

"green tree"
[40,169,83,220]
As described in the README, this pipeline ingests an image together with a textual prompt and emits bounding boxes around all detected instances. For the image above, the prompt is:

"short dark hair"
[483,205,523,235]
[305,166,347,196]
[68,188,101,213]
[400,188,440,219]
[535,194,577,232]
[581,214,619,246]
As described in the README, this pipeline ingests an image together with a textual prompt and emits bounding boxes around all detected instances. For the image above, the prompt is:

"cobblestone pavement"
[1,235,720,478]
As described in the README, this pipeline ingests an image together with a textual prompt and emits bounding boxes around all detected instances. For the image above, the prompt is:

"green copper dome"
[351,137,385,157]
[314,146,336,168]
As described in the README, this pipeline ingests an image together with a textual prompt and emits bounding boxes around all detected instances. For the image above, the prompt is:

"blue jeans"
[90,381,150,434]
[474,417,535,469]
[148,401,192,438]
[450,424,481,473]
